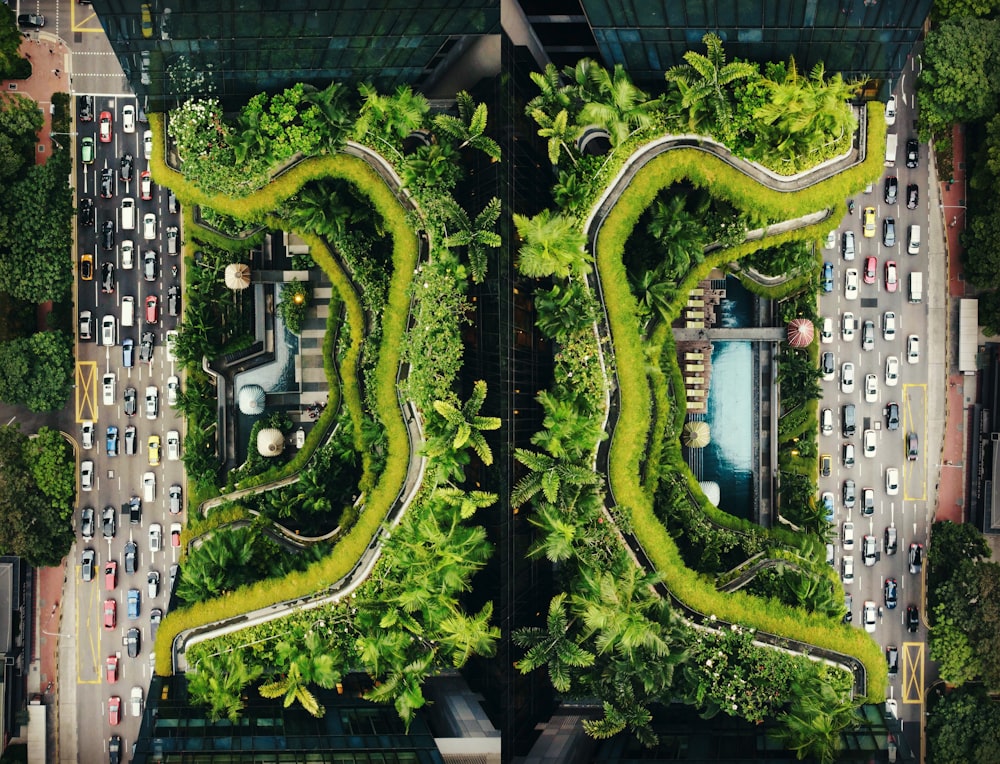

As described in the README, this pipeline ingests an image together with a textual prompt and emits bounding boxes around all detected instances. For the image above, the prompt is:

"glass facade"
[91,0,499,111]
[524,0,932,91]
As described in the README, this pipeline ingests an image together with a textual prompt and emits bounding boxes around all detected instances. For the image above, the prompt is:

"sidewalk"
[1,32,74,763]
[935,123,970,525]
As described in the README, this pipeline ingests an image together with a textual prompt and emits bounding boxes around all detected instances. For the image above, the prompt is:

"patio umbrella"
[786,318,814,347]
[682,420,711,448]
[256,428,285,457]
[224,262,251,290]
[237,384,265,415]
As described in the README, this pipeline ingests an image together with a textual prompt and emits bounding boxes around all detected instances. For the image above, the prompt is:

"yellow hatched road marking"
[77,570,101,684]
[71,3,105,33]
[902,641,923,703]
[76,362,98,423]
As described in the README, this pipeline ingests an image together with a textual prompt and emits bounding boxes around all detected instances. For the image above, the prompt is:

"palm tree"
[437,602,501,667]
[400,142,462,193]
[425,379,501,466]
[664,33,759,133]
[511,447,602,507]
[533,108,579,166]
[301,81,351,152]
[768,682,861,763]
[525,63,573,120]
[432,91,502,161]
[551,170,592,212]
[578,64,658,145]
[364,652,435,730]
[355,82,430,141]
[432,486,498,519]
[629,268,673,322]
[513,210,590,279]
[186,651,262,722]
[530,390,606,460]
[533,280,597,341]
[442,197,502,284]
[527,504,583,563]
[513,593,595,692]
[259,662,325,717]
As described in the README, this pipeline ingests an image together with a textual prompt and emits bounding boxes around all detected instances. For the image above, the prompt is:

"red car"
[108,695,121,726]
[99,111,113,143]
[884,260,898,293]
[863,256,877,284]
[103,598,117,629]
[145,295,158,324]
[105,561,117,591]
[140,170,152,201]
[106,655,119,683]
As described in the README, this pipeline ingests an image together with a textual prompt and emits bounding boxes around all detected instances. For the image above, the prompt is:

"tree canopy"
[0,331,74,411]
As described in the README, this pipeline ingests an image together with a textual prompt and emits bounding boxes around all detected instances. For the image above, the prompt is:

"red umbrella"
[786,318,814,348]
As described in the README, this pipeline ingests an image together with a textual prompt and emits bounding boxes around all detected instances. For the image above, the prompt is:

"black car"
[101,261,116,294]
[906,183,919,210]
[139,331,154,364]
[883,176,898,205]
[124,425,137,456]
[102,505,117,538]
[79,197,94,227]
[126,627,140,658]
[908,542,923,574]
[907,431,919,461]
[109,734,121,764]
[78,95,94,123]
[119,153,134,182]
[124,386,137,416]
[101,220,115,250]
[886,401,900,431]
[884,577,898,609]
[17,14,45,28]
[886,645,899,675]
[906,604,920,632]
[128,496,141,525]
[167,285,180,317]
[882,217,896,247]
[905,138,919,169]
[124,541,138,574]
[100,168,115,199]
[821,352,834,377]
[150,607,162,639]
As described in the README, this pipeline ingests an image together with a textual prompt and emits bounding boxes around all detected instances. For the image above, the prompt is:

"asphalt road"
[71,91,185,762]
[820,78,929,755]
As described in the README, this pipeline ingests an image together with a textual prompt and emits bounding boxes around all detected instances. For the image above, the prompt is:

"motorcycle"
[171,265,178,277]
[847,199,855,215]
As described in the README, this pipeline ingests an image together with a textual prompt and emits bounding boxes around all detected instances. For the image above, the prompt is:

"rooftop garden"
[150,81,503,725]
[510,37,885,758]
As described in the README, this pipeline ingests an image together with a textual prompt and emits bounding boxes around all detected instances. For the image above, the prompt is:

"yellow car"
[863,206,876,238]
[141,4,153,38]
[147,435,160,466]
[80,253,94,281]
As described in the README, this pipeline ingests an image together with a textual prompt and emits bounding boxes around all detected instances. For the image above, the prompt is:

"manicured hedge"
[596,125,887,700]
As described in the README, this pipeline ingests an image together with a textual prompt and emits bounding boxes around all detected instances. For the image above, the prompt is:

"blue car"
[821,492,835,523]
[106,425,119,456]
[127,588,140,619]
[822,261,834,292]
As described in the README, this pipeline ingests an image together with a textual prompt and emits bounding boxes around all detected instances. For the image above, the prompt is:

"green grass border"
[152,116,419,675]
[597,125,887,700]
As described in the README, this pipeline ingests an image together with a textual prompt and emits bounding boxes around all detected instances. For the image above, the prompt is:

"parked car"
[822,261,833,293]
[907,432,919,461]
[81,460,94,491]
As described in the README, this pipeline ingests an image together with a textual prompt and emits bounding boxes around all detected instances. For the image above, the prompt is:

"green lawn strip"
[596,145,886,701]
[152,119,420,675]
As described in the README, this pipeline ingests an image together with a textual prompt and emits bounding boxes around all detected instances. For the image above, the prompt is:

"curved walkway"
[170,142,429,673]
[585,129,872,698]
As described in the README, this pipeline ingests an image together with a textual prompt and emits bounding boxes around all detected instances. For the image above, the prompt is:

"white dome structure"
[699,481,721,507]
[256,428,285,457]
[224,262,252,290]
[237,384,266,415]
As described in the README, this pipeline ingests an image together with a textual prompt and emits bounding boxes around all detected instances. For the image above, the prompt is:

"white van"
[142,472,156,502]
[907,224,920,255]
[121,296,135,327]
[909,271,923,303]
[121,198,136,230]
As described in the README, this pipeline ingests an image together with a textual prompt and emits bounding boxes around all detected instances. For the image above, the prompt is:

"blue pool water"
[699,278,755,519]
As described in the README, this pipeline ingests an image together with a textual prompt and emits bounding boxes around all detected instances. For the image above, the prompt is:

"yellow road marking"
[902,641,923,703]
[902,383,927,502]
[76,362,98,423]
[70,3,105,33]
[77,571,101,684]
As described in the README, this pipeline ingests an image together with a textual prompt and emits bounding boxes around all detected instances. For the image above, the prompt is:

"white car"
[843,521,855,551]
[886,467,899,496]
[824,230,836,250]
[907,335,920,364]
[102,373,116,406]
[145,386,158,420]
[820,317,833,344]
[130,686,143,717]
[101,315,117,346]
[883,311,896,341]
[841,362,855,394]
[82,421,95,450]
[166,430,180,461]
[142,213,157,241]
[864,374,878,403]
[842,311,855,341]
[166,375,179,405]
[122,105,136,134]
[885,355,900,387]
[121,239,134,269]
[143,130,153,160]
[842,555,854,584]
[165,329,178,363]
[845,269,859,300]
[885,95,897,126]
[863,600,878,632]
[81,460,94,491]
[148,522,162,553]
[863,429,877,458]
